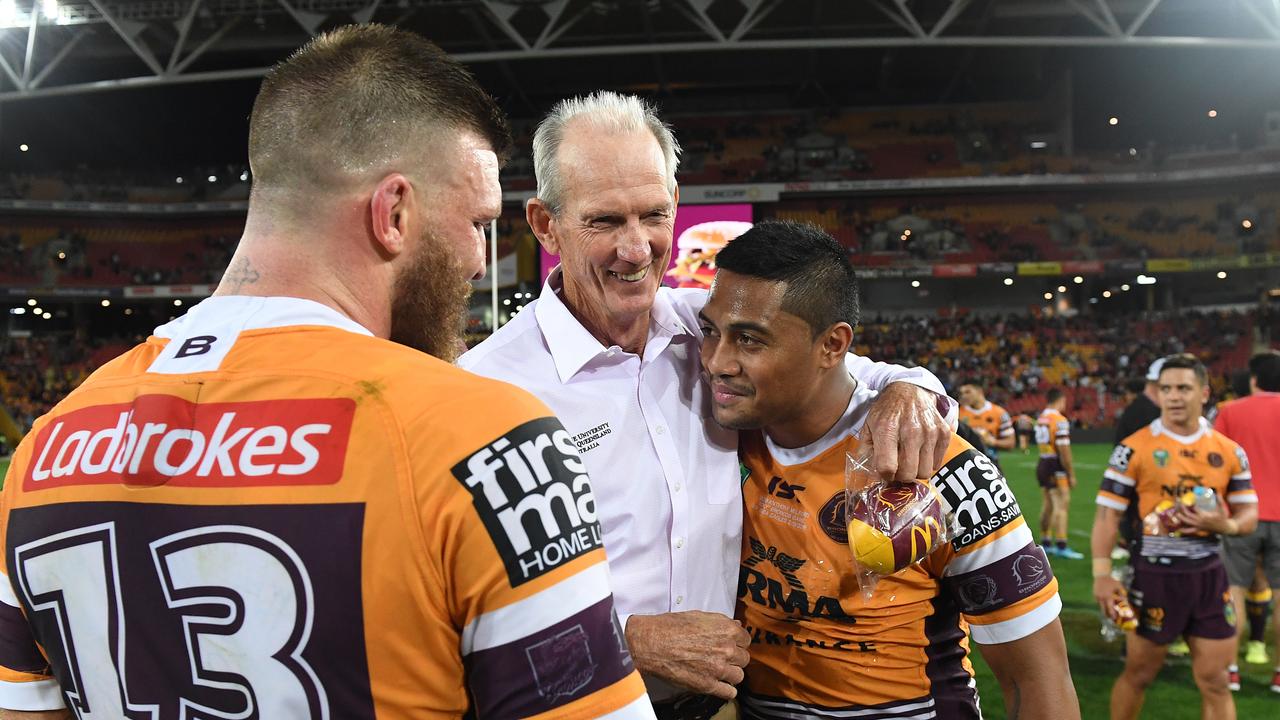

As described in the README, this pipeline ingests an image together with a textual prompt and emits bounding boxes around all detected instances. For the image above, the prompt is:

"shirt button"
[656,425,666,435]
[675,537,685,549]
[676,595,684,606]
[674,482,682,492]
[606,349,616,358]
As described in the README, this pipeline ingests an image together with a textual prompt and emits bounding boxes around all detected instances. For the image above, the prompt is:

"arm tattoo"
[222,258,261,292]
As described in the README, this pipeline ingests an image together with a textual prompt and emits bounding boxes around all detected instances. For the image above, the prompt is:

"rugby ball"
[847,481,948,575]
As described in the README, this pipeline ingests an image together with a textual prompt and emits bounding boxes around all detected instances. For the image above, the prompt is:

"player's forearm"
[981,621,1081,720]
[1090,506,1121,563]
[1228,504,1259,536]
[994,434,1016,450]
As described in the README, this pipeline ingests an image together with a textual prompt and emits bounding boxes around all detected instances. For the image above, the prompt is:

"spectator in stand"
[1217,350,1280,692]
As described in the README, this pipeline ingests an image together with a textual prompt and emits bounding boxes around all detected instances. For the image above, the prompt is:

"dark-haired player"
[699,220,1077,719]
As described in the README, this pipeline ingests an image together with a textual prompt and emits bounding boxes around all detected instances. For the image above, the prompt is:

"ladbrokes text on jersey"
[24,394,356,490]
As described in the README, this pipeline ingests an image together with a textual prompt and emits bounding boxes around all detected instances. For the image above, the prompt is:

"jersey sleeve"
[0,439,65,711]
[419,382,653,720]
[928,439,1061,646]
[1054,417,1070,444]
[1226,443,1257,508]
[1097,443,1139,512]
[997,411,1014,439]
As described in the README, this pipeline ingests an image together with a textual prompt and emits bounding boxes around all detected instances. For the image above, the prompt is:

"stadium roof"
[0,0,1278,103]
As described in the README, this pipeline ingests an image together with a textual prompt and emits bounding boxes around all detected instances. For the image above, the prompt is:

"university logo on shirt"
[452,417,605,586]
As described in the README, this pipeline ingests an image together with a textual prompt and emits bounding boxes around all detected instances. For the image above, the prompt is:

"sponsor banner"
[978,262,1017,276]
[451,417,603,587]
[1146,258,1193,272]
[123,284,214,298]
[1016,262,1063,276]
[679,184,783,204]
[3,287,119,298]
[1061,260,1105,274]
[24,394,356,491]
[933,264,977,278]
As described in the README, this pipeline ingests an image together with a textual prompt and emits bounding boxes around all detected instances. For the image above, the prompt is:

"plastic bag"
[844,440,956,600]
[1143,486,1219,537]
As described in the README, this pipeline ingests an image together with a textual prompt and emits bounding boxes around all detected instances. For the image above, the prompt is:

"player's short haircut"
[1249,350,1280,392]
[1125,377,1147,395]
[1158,353,1208,387]
[1045,388,1064,404]
[532,90,680,215]
[959,379,984,391]
[714,220,859,338]
[249,23,511,192]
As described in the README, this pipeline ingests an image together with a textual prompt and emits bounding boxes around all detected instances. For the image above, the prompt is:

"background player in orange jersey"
[1037,389,1083,559]
[1092,354,1258,720]
[698,221,1078,720]
[957,380,1015,466]
[0,26,653,720]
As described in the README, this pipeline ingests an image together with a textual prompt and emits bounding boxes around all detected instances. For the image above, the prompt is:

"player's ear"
[527,198,561,256]
[370,173,414,257]
[817,322,854,369]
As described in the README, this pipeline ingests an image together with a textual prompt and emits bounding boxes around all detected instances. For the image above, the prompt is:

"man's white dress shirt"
[459,271,952,698]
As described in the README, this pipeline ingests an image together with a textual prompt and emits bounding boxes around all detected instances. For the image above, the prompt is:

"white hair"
[532,90,681,214]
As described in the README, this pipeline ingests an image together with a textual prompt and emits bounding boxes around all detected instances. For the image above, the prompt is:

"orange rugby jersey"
[0,297,650,719]
[958,401,1013,446]
[1035,408,1071,458]
[1098,418,1256,562]
[737,386,1060,720]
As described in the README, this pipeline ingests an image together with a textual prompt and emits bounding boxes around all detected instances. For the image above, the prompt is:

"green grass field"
[969,444,1278,719]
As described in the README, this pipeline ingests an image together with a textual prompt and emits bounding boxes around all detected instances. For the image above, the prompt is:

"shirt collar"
[1149,416,1211,444]
[533,266,696,384]
[153,295,375,339]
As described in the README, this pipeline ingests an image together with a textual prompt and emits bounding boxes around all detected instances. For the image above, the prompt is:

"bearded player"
[698,221,1078,719]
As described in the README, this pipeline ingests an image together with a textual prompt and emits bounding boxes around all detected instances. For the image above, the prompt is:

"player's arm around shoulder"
[396,373,655,720]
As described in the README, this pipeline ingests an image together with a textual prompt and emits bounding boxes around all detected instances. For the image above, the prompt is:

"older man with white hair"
[460,91,954,720]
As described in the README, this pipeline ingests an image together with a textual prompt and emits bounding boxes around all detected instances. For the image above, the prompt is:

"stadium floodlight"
[1121,284,1131,291]
[503,299,511,306]
[1137,275,1157,285]
[240,171,250,181]
[1089,298,1098,304]
[18,144,28,152]
[208,175,217,183]
[32,307,42,315]
[1057,285,1066,293]
[1029,141,1047,150]
[41,0,55,18]
[173,299,183,306]
[1043,292,1052,300]
[1109,117,1119,126]
[1003,278,1013,286]
[1103,290,1112,298]
[1208,109,1218,118]
[56,251,66,260]
[42,312,51,319]
[1073,275,1084,284]
[101,299,110,307]
[124,308,133,316]
[26,298,35,306]
[9,308,25,315]
[1128,148,1137,157]
[176,177,184,184]
[1242,219,1254,229]
[911,280,921,288]
[1217,271,1227,279]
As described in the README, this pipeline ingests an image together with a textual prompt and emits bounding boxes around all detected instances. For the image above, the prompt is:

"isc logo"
[24,394,355,490]
[452,417,604,587]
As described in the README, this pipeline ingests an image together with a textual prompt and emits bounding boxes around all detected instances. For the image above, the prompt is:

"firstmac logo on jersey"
[453,417,603,587]
[24,394,356,490]
[932,449,1021,549]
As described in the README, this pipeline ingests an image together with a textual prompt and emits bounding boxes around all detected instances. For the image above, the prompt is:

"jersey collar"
[153,296,375,339]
